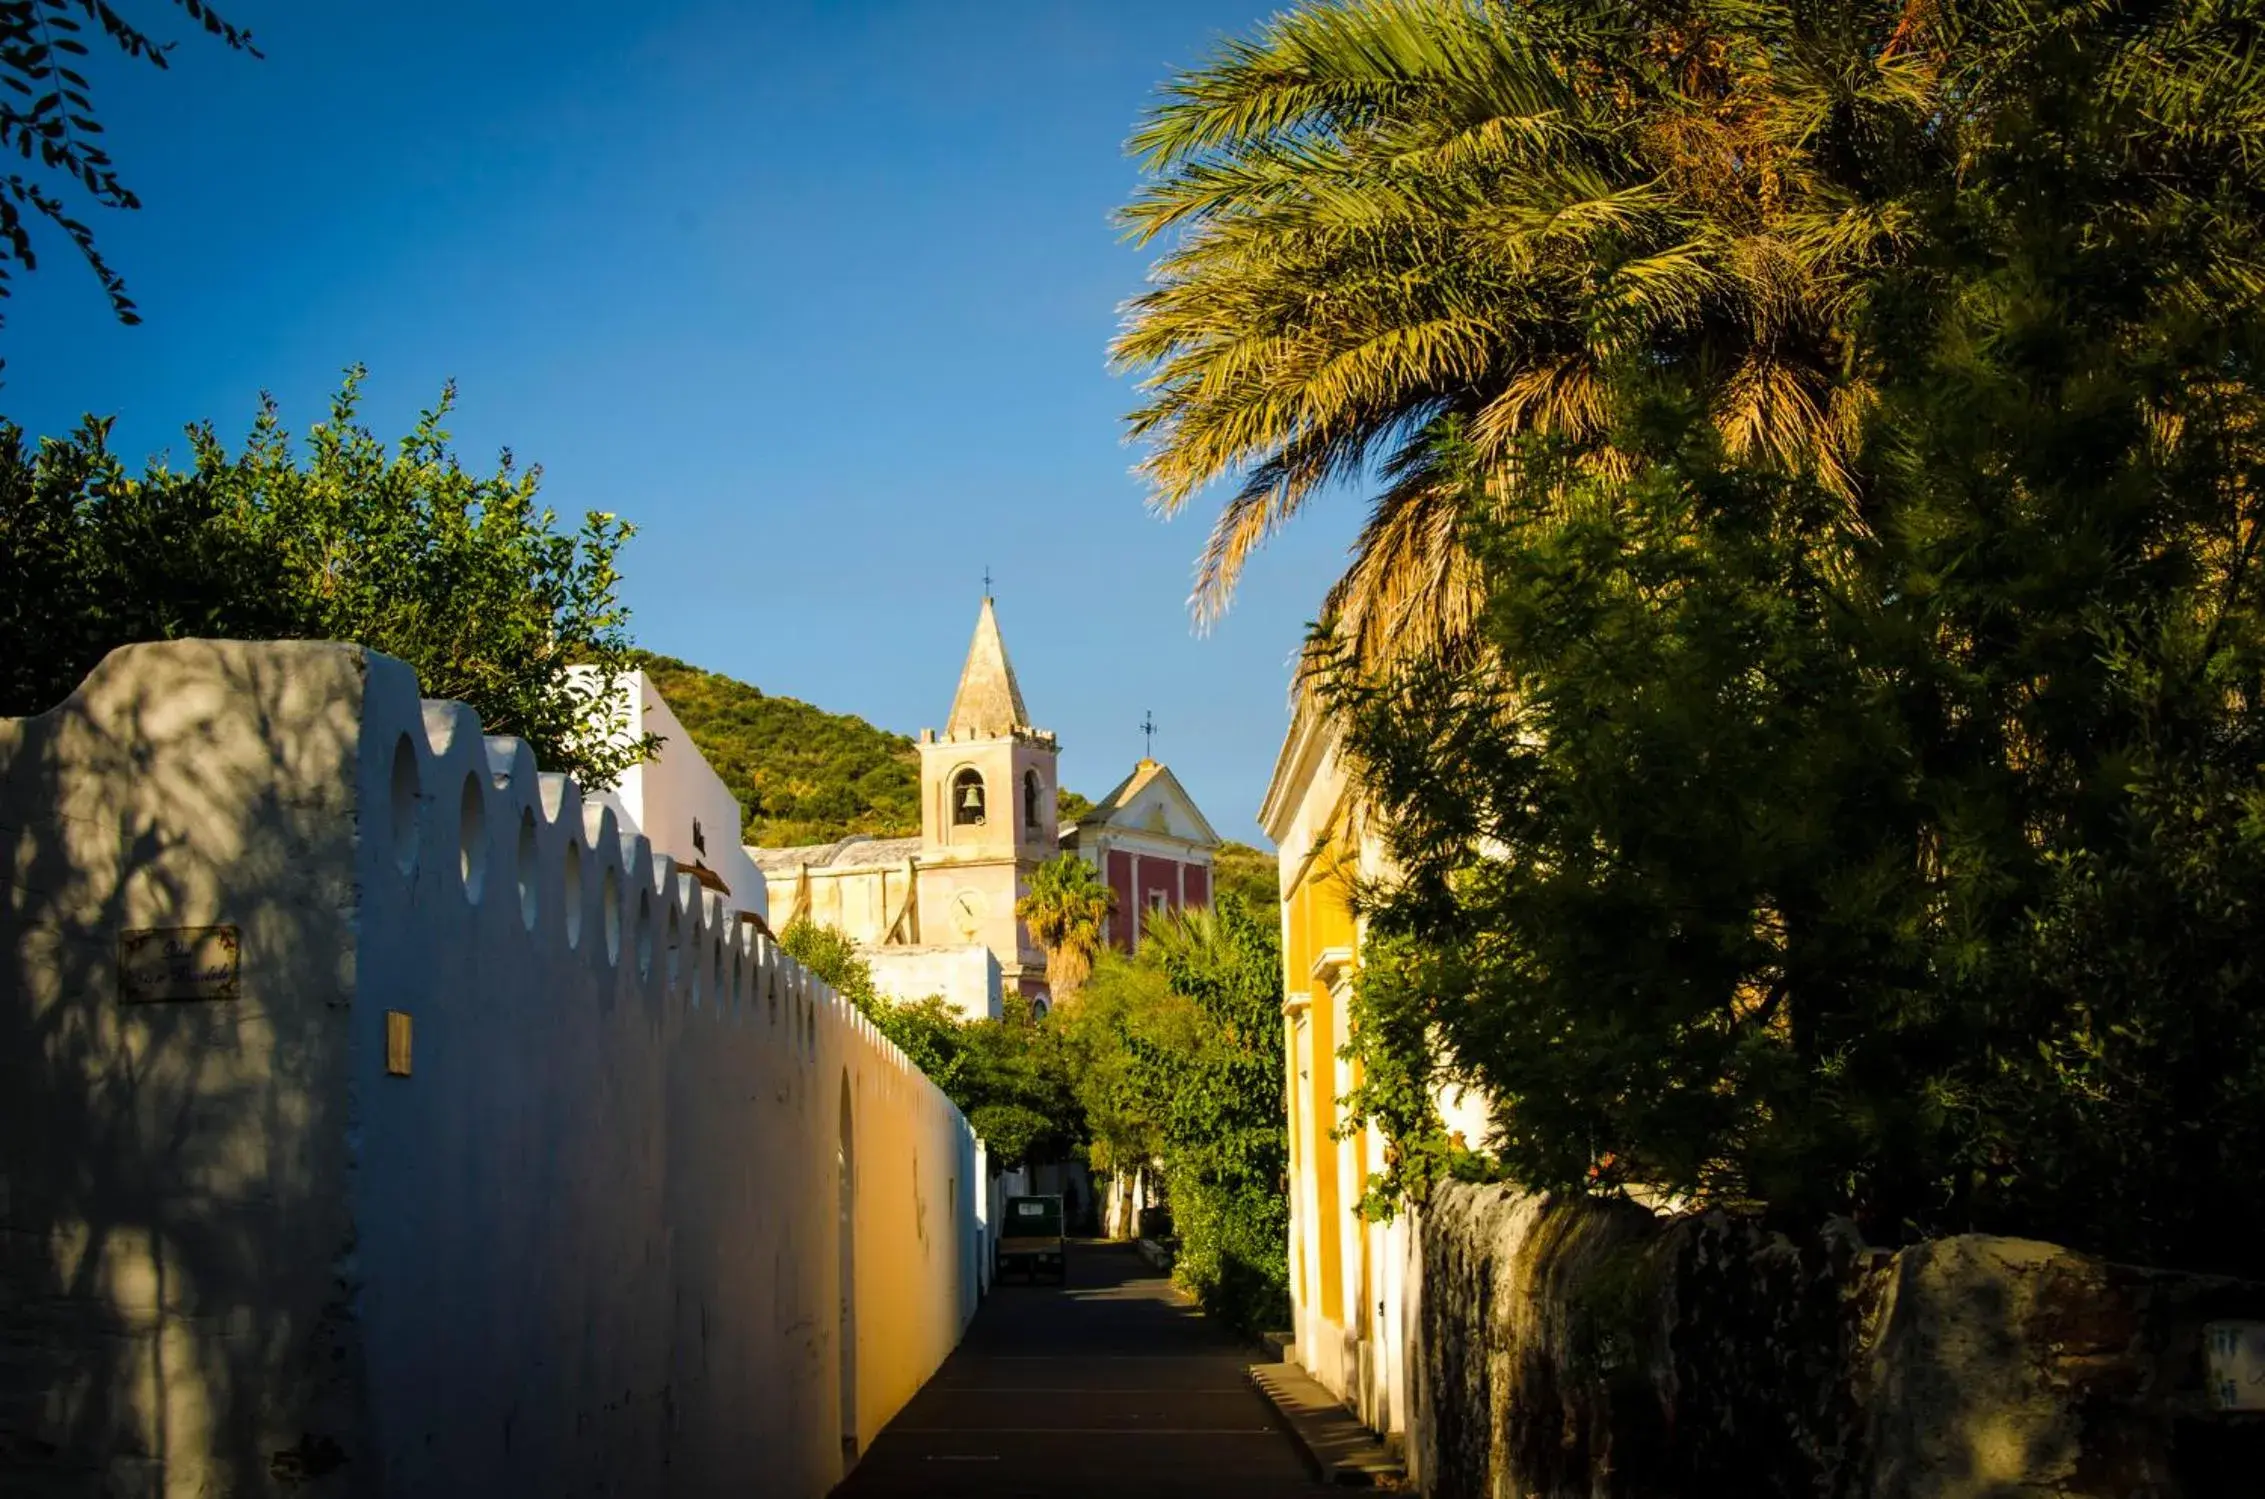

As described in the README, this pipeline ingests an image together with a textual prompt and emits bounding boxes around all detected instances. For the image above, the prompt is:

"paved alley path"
[831,1241,1332,1498]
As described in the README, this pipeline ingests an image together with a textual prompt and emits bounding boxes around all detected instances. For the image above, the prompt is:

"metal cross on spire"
[1141,709,1157,759]
[982,564,993,598]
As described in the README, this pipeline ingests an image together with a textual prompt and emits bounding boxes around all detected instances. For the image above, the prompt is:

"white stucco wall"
[864,943,1002,1021]
[1,642,980,1497]
[578,666,768,926]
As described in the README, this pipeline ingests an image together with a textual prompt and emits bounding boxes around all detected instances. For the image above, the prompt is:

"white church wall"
[1,641,979,1497]
[790,859,905,945]
[865,943,1001,1021]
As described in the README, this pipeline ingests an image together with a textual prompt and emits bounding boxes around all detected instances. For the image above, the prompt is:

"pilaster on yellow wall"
[1262,703,1405,1422]
[1312,944,1362,1360]
[1287,1043,1324,1350]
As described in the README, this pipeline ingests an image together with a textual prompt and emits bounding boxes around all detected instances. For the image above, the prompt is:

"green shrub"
[1,371,649,785]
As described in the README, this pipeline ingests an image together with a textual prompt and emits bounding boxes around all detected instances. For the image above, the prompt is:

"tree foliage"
[1016,852,1115,999]
[1056,951,1179,1174]
[1141,899,1290,1331]
[1,0,257,335]
[785,893,1292,1327]
[1321,0,2265,1273]
[950,996,1082,1170]
[1065,899,1289,1332]
[780,917,1079,1168]
[777,917,879,1010]
[786,893,1290,1325]
[0,369,652,785]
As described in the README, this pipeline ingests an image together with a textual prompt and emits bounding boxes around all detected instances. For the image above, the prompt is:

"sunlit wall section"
[1260,705,1438,1443]
[0,640,982,1498]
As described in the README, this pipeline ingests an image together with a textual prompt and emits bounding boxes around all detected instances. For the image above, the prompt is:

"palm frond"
[1116,0,1933,679]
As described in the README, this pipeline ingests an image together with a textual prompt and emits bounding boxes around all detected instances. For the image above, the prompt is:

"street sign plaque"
[2206,1322,2265,1411]
[118,926,240,1004]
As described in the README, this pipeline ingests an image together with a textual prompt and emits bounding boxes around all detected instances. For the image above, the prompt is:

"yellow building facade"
[1260,706,1486,1442]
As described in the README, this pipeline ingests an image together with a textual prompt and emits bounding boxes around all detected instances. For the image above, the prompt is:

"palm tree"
[1017,854,1117,1001]
[1113,0,1918,676]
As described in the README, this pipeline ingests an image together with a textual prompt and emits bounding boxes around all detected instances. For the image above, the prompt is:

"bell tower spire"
[917,594,1062,1003]
[945,595,1032,739]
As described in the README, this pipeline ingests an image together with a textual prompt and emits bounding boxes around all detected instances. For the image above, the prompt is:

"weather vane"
[1141,709,1157,759]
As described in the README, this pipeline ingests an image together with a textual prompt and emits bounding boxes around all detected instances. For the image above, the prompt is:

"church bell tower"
[916,597,1060,997]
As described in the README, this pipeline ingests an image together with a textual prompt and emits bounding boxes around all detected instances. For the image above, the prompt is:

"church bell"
[960,785,984,812]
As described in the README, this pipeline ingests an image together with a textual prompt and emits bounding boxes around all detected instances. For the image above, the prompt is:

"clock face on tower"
[951,889,986,941]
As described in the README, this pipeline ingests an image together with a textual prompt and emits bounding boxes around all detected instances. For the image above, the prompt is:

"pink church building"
[1059,757,1220,953]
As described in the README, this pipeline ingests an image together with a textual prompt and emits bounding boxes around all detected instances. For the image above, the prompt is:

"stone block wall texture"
[0,641,983,1497]
[1406,1181,2265,1498]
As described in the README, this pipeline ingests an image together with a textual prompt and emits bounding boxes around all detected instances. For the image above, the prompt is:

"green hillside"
[1212,840,1280,908]
[634,653,921,848]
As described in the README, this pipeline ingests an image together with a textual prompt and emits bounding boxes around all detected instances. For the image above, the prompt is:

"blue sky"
[8,0,1367,843]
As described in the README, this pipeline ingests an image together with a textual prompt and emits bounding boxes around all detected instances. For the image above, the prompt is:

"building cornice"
[917,852,1043,871]
[1257,705,1322,844]
[1310,946,1357,996]
[1081,827,1215,858]
[919,726,1058,750]
[766,855,920,880]
[1259,704,1357,856]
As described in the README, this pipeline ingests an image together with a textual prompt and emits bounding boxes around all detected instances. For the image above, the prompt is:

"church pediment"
[1075,759,1220,848]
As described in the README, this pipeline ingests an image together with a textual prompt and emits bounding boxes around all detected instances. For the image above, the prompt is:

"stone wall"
[0,641,984,1497]
[1407,1181,2265,1498]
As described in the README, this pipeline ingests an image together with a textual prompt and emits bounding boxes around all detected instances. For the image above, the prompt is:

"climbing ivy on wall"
[1339,933,1501,1220]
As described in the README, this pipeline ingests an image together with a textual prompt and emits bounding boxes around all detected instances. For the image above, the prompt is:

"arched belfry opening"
[838,1071,858,1465]
[1023,770,1042,833]
[951,767,986,827]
